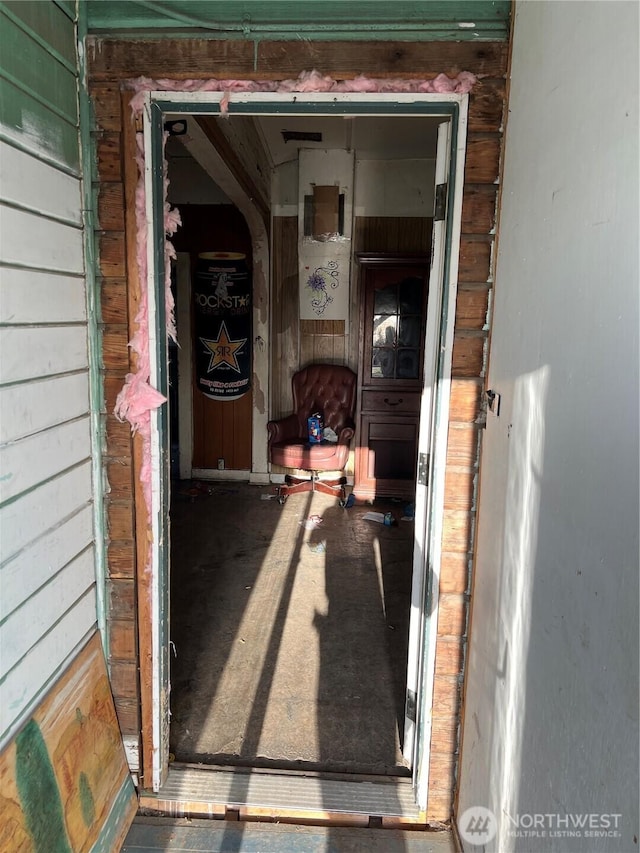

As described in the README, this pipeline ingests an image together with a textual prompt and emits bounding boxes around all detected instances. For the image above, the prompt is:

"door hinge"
[434,182,447,221]
[406,688,417,723]
[417,452,430,487]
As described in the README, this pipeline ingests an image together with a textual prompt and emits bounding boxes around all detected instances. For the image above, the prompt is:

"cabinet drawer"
[361,390,420,414]
[369,421,417,442]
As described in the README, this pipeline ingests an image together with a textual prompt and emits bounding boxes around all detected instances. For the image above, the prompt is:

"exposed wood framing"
[88,35,507,821]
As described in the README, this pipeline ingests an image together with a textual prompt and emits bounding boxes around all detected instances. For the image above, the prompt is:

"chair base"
[276,472,347,503]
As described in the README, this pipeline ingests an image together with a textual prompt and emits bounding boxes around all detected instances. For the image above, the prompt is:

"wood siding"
[88,35,508,819]
[0,0,98,747]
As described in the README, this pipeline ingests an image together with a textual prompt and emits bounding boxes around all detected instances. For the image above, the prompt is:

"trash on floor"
[402,502,415,520]
[308,541,326,554]
[362,510,396,526]
[260,493,278,500]
[299,514,324,529]
[362,511,385,523]
[177,480,215,498]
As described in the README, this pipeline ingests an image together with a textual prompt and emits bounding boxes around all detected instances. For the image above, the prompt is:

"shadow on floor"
[169,482,414,777]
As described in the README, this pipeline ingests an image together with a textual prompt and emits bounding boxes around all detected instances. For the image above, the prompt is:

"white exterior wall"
[0,1,97,745]
[457,3,639,851]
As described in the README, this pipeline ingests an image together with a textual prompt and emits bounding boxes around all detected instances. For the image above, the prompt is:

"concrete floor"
[123,816,456,852]
[169,482,414,776]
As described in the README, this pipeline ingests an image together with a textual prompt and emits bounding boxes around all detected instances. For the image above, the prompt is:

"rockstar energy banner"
[193,252,251,401]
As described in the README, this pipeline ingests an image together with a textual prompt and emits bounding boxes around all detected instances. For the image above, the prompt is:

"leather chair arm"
[267,414,301,444]
[337,423,355,444]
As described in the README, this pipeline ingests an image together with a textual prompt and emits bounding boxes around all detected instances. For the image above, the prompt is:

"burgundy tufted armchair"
[267,364,357,503]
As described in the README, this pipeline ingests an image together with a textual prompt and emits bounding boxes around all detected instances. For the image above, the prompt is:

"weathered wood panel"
[467,79,506,133]
[444,469,475,511]
[106,458,134,499]
[107,501,135,542]
[448,379,482,423]
[445,424,480,468]
[90,82,123,131]
[99,231,127,277]
[98,182,125,230]
[461,185,498,234]
[441,510,474,554]
[86,37,509,80]
[451,333,485,378]
[457,238,491,283]
[434,637,465,676]
[439,551,469,595]
[464,135,502,184]
[100,278,129,324]
[107,541,136,579]
[431,675,461,719]
[109,620,137,659]
[103,324,131,371]
[0,633,137,852]
[436,593,467,637]
[96,132,123,181]
[430,714,459,757]
[454,285,490,329]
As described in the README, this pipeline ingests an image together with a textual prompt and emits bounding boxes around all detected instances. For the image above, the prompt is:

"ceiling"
[167,114,442,169]
[254,115,441,166]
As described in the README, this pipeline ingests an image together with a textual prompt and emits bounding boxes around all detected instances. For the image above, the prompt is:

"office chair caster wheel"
[278,495,287,506]
[338,498,347,508]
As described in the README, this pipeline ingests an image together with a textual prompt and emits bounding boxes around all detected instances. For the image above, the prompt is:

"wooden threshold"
[138,764,425,829]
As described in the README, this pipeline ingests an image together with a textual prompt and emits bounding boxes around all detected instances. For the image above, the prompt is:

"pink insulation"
[114,131,181,524]
[126,69,476,115]
[116,68,476,556]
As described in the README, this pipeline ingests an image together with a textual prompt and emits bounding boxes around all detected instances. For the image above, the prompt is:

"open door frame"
[140,91,468,809]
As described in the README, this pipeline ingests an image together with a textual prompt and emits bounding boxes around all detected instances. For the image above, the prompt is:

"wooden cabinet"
[354,254,430,501]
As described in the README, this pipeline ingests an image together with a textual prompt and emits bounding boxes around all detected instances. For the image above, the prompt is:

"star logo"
[200,322,247,374]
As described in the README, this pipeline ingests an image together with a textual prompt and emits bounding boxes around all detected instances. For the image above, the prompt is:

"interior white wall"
[354,159,435,217]
[457,3,639,852]
[272,154,436,218]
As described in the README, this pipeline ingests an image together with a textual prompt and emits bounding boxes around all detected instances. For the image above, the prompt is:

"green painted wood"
[2,1,77,67]
[0,12,78,125]
[54,0,77,21]
[85,0,510,41]
[150,99,172,784]
[0,2,79,171]
[0,78,80,171]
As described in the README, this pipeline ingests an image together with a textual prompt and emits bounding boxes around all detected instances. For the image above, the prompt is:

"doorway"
[141,92,468,814]
[171,202,253,475]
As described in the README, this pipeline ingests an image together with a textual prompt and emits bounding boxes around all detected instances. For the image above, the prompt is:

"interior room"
[164,111,440,778]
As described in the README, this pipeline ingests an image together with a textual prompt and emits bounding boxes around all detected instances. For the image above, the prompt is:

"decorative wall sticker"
[306,260,340,316]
